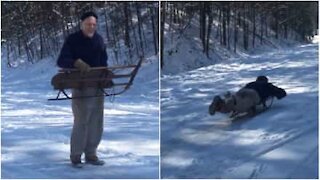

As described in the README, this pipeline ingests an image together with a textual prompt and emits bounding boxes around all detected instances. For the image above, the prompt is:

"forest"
[160,1,318,67]
[1,2,318,68]
[1,1,159,67]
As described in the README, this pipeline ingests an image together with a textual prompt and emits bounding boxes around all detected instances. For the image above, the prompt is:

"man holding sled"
[57,11,107,167]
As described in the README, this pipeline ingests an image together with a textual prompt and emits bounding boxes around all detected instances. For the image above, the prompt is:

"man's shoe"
[85,155,105,166]
[70,155,84,168]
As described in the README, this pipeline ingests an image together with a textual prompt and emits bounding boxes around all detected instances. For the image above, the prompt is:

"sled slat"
[111,74,132,78]
[59,65,137,73]
[54,72,131,78]
[54,74,131,83]
[113,82,130,86]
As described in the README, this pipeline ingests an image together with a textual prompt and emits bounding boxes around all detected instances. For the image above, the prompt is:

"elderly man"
[57,11,107,167]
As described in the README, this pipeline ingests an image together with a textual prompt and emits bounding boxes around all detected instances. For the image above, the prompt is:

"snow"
[1,54,160,178]
[161,42,318,178]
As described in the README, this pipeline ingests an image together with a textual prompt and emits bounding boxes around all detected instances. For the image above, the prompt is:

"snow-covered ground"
[1,55,159,178]
[161,42,318,178]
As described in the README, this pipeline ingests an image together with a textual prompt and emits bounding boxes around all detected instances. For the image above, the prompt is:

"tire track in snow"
[287,145,318,178]
[226,125,317,178]
[251,125,317,159]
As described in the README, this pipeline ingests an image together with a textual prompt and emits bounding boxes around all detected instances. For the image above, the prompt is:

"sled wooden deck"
[48,57,143,101]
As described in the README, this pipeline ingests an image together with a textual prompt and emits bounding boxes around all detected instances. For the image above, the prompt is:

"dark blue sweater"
[57,31,108,68]
[245,81,286,102]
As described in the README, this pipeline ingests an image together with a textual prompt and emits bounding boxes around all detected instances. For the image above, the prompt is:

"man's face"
[81,16,97,38]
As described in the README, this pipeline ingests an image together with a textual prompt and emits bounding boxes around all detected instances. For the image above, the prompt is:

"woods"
[1,1,159,67]
[1,1,318,68]
[160,1,318,61]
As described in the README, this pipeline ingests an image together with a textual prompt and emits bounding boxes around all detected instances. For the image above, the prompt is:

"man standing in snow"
[57,11,107,166]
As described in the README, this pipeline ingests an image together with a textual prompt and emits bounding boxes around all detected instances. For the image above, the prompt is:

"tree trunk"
[243,4,248,50]
[222,5,227,46]
[227,4,231,49]
[260,13,263,44]
[6,42,12,67]
[160,2,166,69]
[24,38,33,63]
[252,4,256,48]
[234,10,239,53]
[218,9,222,45]
[206,11,213,57]
[150,7,158,55]
[274,11,279,39]
[284,23,288,39]
[39,26,44,59]
[199,2,207,53]
[104,8,111,43]
[123,3,131,48]
[129,6,140,60]
[135,2,144,57]
[17,36,22,56]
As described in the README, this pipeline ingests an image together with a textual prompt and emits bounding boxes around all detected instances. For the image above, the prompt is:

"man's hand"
[74,59,90,74]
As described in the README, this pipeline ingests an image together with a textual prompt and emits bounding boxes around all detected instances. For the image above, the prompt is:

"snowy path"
[161,43,318,178]
[1,57,159,178]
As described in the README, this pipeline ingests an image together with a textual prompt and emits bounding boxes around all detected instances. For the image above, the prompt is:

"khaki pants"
[70,88,104,157]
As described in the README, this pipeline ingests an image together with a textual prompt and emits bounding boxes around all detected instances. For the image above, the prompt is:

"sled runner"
[230,104,270,122]
[211,104,271,129]
[48,57,143,101]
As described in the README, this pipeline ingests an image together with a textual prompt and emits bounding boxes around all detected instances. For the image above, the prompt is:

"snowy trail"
[1,57,159,178]
[161,43,318,178]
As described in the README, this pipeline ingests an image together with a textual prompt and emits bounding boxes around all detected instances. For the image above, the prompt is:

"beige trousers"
[70,88,104,157]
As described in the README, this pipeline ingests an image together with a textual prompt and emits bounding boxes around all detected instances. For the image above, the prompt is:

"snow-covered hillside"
[161,42,318,178]
[162,11,305,76]
[1,55,159,178]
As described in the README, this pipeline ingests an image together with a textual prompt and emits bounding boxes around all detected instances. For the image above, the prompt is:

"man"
[57,11,107,167]
[244,75,287,106]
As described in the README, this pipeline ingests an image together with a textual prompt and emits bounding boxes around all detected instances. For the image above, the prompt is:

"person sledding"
[209,75,287,118]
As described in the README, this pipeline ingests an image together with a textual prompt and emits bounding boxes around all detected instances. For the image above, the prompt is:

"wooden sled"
[48,57,143,101]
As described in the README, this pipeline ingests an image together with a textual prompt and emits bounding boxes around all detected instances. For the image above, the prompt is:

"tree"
[160,2,166,69]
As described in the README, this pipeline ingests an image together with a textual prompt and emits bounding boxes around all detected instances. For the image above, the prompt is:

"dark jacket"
[244,81,287,103]
[57,31,108,68]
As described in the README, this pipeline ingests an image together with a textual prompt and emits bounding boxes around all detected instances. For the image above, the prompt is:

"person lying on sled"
[209,76,286,117]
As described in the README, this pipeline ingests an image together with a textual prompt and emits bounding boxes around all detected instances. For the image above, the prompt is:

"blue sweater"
[245,81,286,102]
[57,31,108,68]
